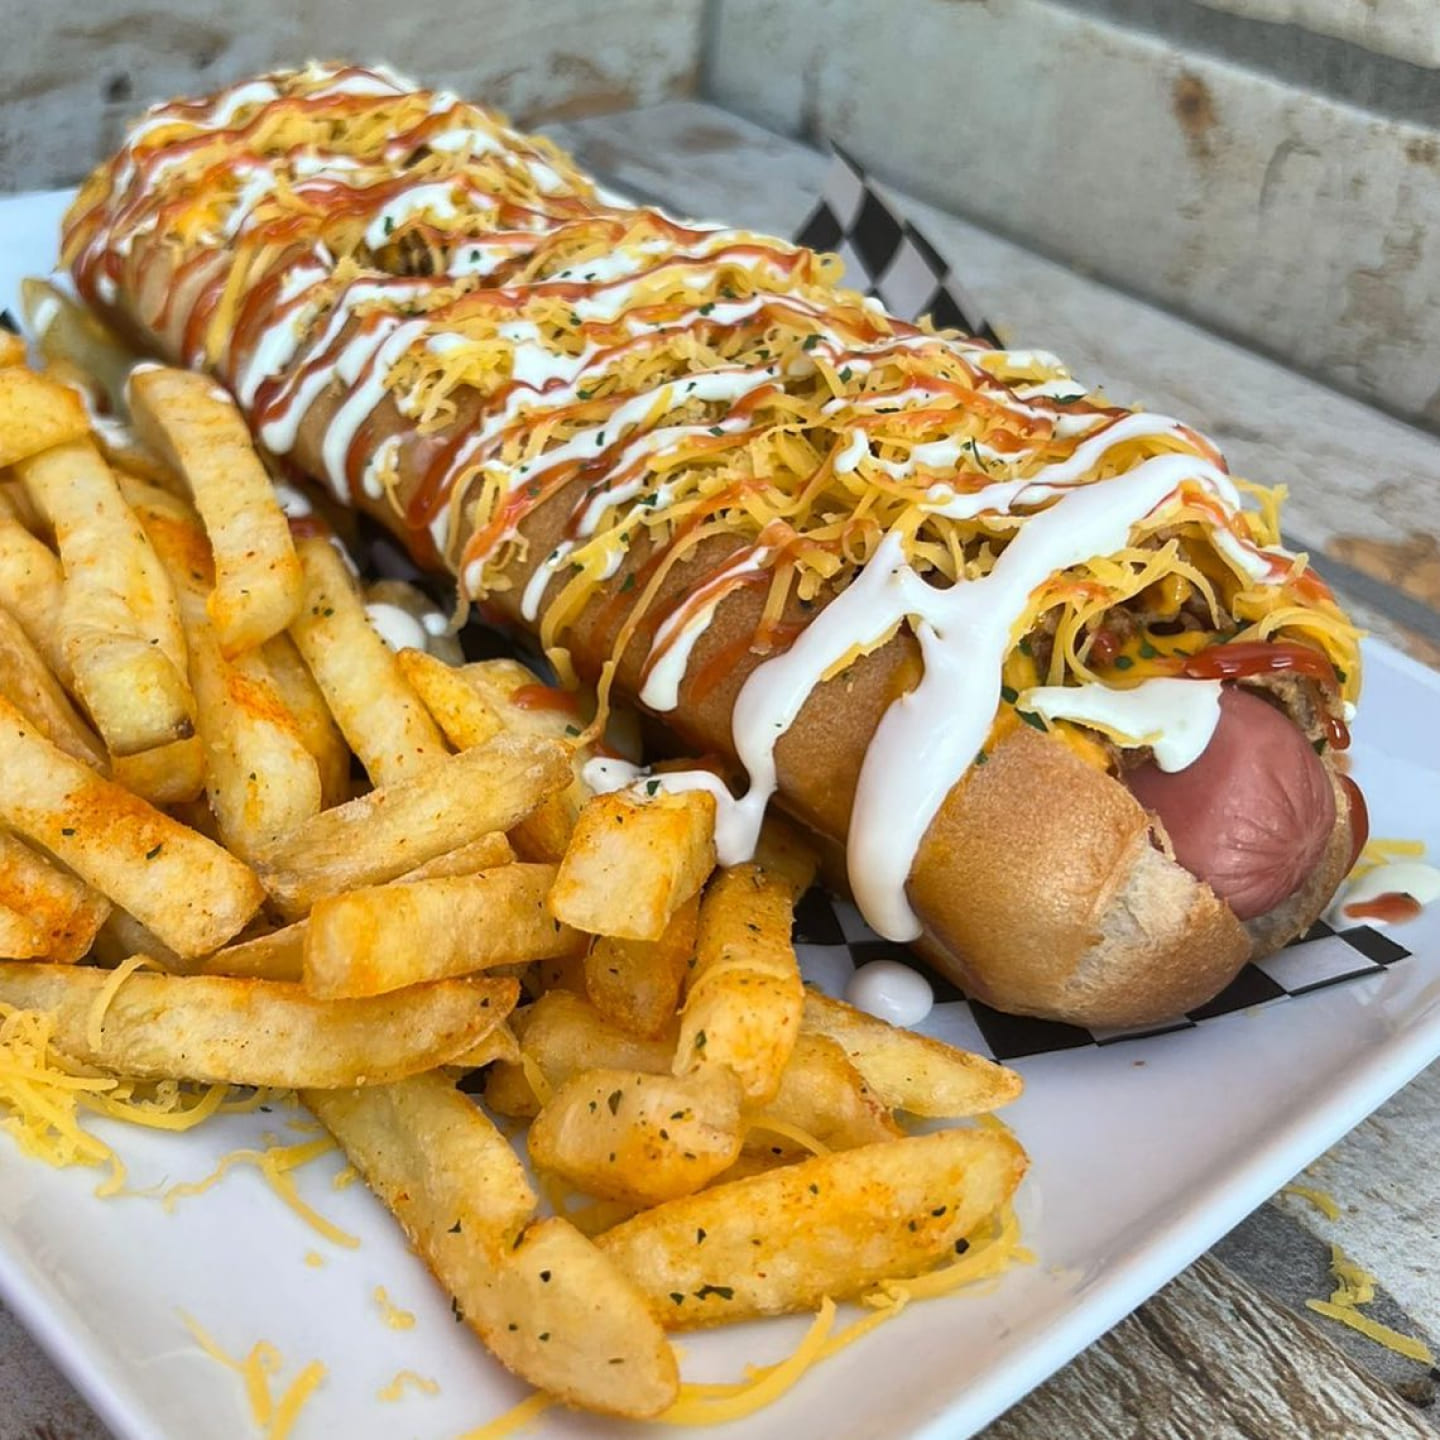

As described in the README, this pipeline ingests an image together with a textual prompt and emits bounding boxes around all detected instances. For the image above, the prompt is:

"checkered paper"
[794,141,1000,342]
[791,885,1412,1062]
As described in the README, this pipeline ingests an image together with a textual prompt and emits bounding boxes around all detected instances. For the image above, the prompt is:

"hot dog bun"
[65,65,1364,1027]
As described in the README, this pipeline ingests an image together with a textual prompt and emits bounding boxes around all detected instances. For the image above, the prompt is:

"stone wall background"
[2,0,1438,428]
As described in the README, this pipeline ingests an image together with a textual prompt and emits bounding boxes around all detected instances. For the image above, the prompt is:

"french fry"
[0,830,110,964]
[529,1066,744,1206]
[673,865,803,1105]
[137,495,322,859]
[453,659,592,861]
[21,278,136,415]
[110,738,207,807]
[599,1127,1028,1326]
[747,1033,902,1157]
[449,1020,520,1071]
[0,367,90,467]
[396,646,501,749]
[585,894,697,1038]
[128,367,303,653]
[0,332,24,369]
[288,536,446,785]
[0,903,46,960]
[484,991,678,1119]
[194,919,305,981]
[802,991,1024,1118]
[752,812,821,900]
[0,605,106,768]
[304,865,583,999]
[261,634,351,808]
[16,440,193,755]
[394,831,515,881]
[90,907,185,972]
[254,733,569,919]
[0,696,263,956]
[304,1075,678,1417]
[0,492,68,679]
[0,964,514,1087]
[550,789,716,941]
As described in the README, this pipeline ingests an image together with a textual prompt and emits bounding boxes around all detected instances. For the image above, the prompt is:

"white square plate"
[2,189,1438,1440]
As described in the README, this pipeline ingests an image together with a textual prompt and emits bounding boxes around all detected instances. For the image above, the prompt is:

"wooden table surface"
[4,100,1439,1440]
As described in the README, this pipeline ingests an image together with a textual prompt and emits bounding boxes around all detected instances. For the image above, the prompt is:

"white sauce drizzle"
[639,546,772,712]
[1019,677,1223,772]
[845,961,934,1026]
[365,602,428,652]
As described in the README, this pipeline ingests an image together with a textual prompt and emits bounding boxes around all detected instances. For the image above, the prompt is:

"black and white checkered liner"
[791,885,1411,1062]
[794,142,1001,343]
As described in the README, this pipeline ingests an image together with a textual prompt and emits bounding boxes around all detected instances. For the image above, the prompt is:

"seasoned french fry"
[0,696,262,956]
[90,907,185,972]
[202,833,516,985]
[254,733,569,919]
[748,1033,902,1157]
[802,991,1023,1118]
[0,903,46,960]
[21,278,136,414]
[0,830,110,964]
[396,646,501,749]
[485,991,678,1119]
[16,440,193,755]
[449,1020,520,1071]
[137,495,322,859]
[194,919,305,981]
[673,864,803,1105]
[585,894,697,1038]
[529,1066,744,1206]
[304,1075,678,1418]
[599,1127,1028,1326]
[0,964,514,1087]
[0,367,90,467]
[454,659,592,861]
[395,831,515,881]
[289,536,446,785]
[110,738,207,807]
[752,813,820,900]
[0,513,69,681]
[128,367,303,653]
[550,789,716,941]
[304,865,583,999]
[261,634,350,808]
[0,605,105,768]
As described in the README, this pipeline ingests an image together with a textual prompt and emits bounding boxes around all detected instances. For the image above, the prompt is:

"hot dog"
[62,63,1364,1026]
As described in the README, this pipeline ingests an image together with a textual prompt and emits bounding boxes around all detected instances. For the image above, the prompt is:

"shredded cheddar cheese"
[84,954,160,1052]
[1303,1242,1436,1365]
[1281,1183,1341,1222]
[1305,1300,1435,1365]
[373,1285,417,1330]
[0,1001,246,1197]
[161,1135,361,1248]
[378,1369,440,1402]
[181,1312,327,1440]
[744,1116,833,1156]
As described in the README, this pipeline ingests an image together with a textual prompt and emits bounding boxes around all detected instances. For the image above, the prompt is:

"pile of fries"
[0,289,1028,1423]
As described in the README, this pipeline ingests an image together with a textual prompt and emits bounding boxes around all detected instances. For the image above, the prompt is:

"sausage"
[1123,686,1336,920]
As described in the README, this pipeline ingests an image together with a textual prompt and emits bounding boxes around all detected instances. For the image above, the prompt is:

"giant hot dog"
[62,63,1364,1026]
